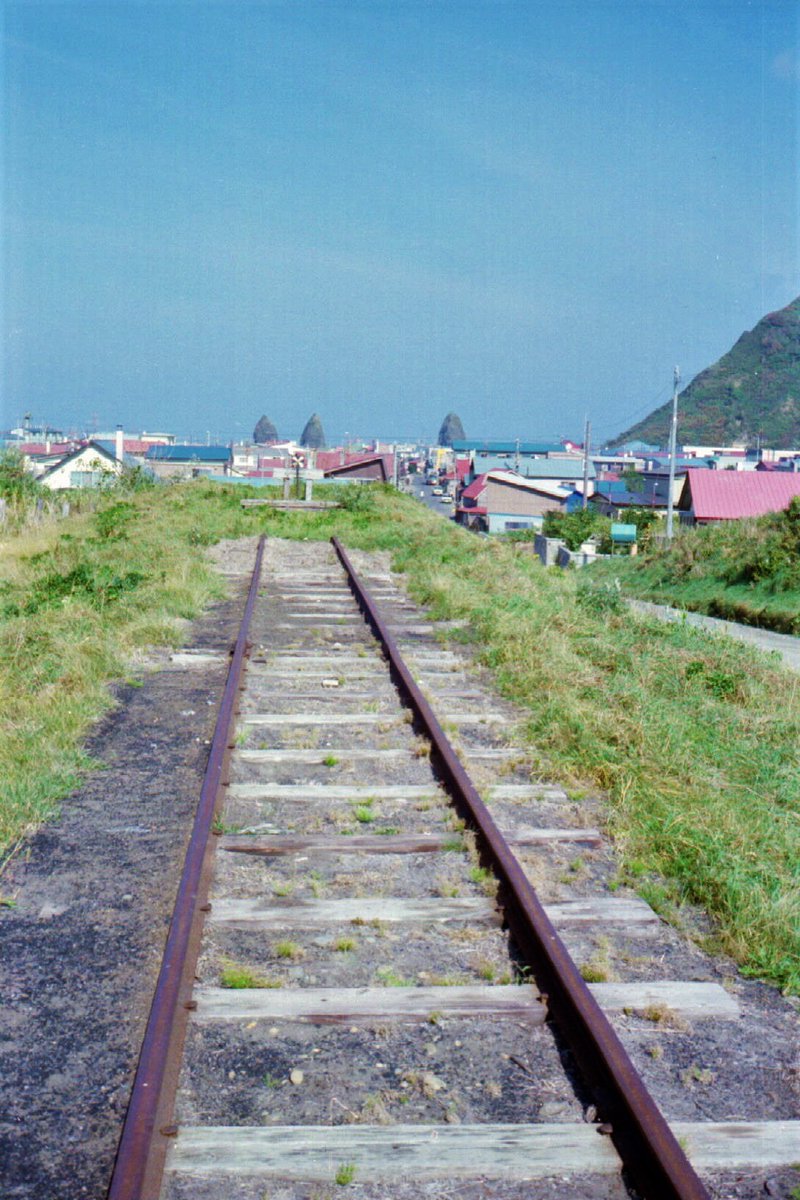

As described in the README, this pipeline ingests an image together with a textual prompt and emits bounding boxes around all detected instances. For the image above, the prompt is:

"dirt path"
[0,549,253,1200]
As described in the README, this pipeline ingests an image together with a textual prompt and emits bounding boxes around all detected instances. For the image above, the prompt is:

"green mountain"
[614,297,800,449]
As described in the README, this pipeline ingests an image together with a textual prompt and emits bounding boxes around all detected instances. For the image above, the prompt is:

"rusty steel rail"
[107,535,266,1200]
[331,536,709,1200]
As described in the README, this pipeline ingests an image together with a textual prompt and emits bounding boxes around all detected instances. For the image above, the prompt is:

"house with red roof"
[324,454,393,482]
[454,457,471,484]
[678,469,800,524]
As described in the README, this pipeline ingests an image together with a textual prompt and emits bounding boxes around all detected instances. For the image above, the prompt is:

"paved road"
[627,599,800,672]
[406,485,456,517]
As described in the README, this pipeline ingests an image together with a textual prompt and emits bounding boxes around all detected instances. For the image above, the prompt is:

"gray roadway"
[407,483,456,517]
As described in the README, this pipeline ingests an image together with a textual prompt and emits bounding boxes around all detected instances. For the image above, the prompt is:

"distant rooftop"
[467,455,594,481]
[145,444,231,461]
[609,440,662,454]
[681,469,800,520]
[452,439,564,455]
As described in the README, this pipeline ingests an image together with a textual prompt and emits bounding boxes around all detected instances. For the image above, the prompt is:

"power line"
[592,382,673,442]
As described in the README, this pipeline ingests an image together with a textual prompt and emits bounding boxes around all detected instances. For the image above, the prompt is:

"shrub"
[94,501,136,540]
[575,578,624,615]
[542,509,611,551]
[337,484,376,513]
[0,448,42,501]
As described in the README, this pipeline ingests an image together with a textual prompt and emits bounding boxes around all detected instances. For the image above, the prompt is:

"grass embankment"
[0,482,428,858]
[2,481,798,993]
[0,484,250,857]
[587,501,800,634]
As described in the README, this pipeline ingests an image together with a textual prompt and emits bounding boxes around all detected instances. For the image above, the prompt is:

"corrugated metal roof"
[324,454,391,480]
[683,469,800,520]
[614,440,661,453]
[314,451,345,470]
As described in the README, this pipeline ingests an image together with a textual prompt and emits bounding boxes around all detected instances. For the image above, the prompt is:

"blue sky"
[3,1,798,445]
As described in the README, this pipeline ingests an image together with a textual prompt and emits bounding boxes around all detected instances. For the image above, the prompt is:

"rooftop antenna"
[665,366,680,540]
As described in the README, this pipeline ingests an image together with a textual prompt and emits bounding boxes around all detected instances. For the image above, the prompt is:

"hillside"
[615,296,800,448]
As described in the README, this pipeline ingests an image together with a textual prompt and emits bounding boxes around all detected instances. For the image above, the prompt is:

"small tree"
[542,508,611,550]
[300,413,326,449]
[623,506,660,547]
[438,412,465,447]
[0,448,42,501]
[253,415,278,443]
[620,466,643,490]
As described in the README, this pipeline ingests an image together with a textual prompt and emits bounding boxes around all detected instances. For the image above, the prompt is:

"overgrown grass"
[244,488,800,992]
[391,529,799,992]
[2,479,799,994]
[587,502,800,633]
[0,482,244,854]
[226,487,800,989]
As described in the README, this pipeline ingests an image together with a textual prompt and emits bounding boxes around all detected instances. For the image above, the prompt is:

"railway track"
[109,536,800,1200]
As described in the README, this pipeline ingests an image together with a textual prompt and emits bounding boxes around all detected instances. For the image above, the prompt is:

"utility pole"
[665,366,680,540]
[581,417,591,510]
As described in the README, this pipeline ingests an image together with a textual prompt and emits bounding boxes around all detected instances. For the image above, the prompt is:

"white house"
[39,441,125,491]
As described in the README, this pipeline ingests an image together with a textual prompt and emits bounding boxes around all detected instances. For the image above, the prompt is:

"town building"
[39,441,127,490]
[145,444,233,478]
[678,469,800,524]
[456,471,570,534]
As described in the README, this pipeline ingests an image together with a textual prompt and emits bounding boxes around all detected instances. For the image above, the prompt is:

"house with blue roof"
[611,440,662,455]
[463,453,595,493]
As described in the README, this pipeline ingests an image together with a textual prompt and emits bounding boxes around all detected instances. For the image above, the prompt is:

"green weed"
[275,940,304,961]
[220,963,282,989]
[334,1163,356,1186]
